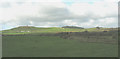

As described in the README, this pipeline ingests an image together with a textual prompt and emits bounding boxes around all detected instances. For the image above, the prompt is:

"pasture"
[2,35,118,57]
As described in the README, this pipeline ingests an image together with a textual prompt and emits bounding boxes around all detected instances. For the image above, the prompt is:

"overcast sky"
[0,0,119,30]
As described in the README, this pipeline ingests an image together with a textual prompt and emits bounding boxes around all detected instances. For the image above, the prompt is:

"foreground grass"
[2,36,118,57]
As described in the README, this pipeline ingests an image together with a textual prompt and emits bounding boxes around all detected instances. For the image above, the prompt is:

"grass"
[2,36,118,57]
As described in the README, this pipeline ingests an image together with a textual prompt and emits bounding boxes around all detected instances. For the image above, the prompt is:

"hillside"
[2,26,118,35]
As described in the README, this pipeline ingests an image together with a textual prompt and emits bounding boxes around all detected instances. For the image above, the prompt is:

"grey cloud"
[0,2,11,8]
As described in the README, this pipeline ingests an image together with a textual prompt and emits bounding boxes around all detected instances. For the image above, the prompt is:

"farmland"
[2,26,118,57]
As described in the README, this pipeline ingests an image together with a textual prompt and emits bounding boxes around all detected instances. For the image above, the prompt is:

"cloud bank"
[0,0,118,30]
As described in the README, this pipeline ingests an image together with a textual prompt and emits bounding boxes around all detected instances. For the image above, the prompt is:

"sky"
[0,0,119,30]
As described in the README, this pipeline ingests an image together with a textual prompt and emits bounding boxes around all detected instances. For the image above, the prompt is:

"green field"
[2,26,118,35]
[2,36,118,57]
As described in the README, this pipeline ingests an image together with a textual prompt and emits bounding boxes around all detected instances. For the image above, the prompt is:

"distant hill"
[62,26,84,29]
[10,26,34,29]
[2,26,85,35]
[2,26,118,35]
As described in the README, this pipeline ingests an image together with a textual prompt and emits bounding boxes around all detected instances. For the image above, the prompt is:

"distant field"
[2,26,118,35]
[2,36,118,57]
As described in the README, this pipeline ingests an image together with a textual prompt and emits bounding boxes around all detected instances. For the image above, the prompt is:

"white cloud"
[69,1,118,17]
[0,0,118,30]
[98,17,117,24]
[63,20,78,26]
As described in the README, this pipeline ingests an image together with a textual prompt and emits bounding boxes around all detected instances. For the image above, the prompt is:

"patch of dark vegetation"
[62,26,84,29]
[57,30,118,44]
[96,27,103,29]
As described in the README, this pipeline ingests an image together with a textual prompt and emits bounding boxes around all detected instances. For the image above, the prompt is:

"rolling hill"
[2,26,118,35]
